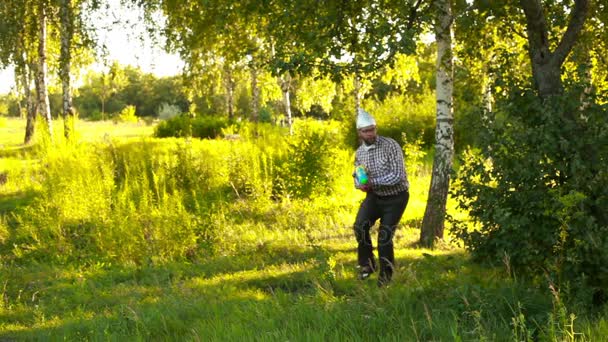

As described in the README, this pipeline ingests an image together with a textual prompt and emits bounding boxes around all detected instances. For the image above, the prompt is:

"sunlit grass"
[0,117,154,147]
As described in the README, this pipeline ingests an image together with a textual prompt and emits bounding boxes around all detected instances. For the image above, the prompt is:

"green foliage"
[222,141,275,199]
[88,110,103,121]
[154,115,192,138]
[73,66,189,119]
[541,287,584,342]
[191,116,235,139]
[343,92,436,149]
[4,123,296,264]
[116,105,138,123]
[402,131,428,177]
[0,216,8,244]
[274,119,349,199]
[452,87,608,303]
[154,115,235,139]
[258,106,273,123]
[0,98,9,117]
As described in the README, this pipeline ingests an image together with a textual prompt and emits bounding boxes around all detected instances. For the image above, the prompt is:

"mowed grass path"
[1,117,604,340]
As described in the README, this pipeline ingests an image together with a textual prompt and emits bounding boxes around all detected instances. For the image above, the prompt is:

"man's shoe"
[358,265,374,280]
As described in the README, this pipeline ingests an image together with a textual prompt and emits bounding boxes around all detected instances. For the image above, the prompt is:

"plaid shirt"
[355,136,409,196]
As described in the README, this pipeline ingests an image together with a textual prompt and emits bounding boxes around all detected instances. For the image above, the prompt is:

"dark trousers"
[354,191,409,282]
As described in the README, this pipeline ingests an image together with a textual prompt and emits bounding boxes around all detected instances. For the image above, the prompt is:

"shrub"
[154,115,234,139]
[155,114,192,138]
[275,119,349,199]
[116,105,138,123]
[191,116,232,138]
[88,110,103,121]
[451,87,608,304]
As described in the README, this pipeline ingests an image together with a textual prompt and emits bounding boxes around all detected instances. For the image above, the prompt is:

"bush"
[154,115,234,139]
[155,114,192,138]
[116,105,138,123]
[88,110,103,121]
[275,119,349,199]
[191,116,233,138]
[451,87,608,304]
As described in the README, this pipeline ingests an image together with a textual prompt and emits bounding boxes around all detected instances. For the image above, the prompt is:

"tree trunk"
[250,65,260,122]
[280,72,293,135]
[13,68,24,119]
[23,63,37,145]
[519,0,589,98]
[60,0,75,139]
[482,60,493,114]
[36,2,53,141]
[420,0,454,248]
[223,67,235,120]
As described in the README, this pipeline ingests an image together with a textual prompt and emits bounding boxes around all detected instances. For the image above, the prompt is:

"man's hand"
[359,184,372,192]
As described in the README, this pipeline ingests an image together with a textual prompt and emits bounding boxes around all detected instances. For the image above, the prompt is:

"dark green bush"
[191,116,234,138]
[155,115,192,138]
[155,115,236,139]
[452,87,608,303]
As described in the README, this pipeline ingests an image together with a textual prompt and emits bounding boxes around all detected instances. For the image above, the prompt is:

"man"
[353,108,410,287]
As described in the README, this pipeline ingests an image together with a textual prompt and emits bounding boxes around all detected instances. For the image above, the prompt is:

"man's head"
[357,108,377,145]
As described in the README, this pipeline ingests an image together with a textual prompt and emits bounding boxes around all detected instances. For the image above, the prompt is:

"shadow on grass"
[0,143,38,159]
[0,189,38,215]
[0,243,557,341]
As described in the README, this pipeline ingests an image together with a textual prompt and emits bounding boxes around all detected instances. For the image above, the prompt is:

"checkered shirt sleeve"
[355,136,409,196]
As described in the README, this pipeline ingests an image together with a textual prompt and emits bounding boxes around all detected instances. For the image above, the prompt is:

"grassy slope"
[0,118,604,341]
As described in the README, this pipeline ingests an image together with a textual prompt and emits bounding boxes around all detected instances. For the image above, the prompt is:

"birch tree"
[59,0,75,139]
[33,1,53,141]
[0,0,40,144]
[420,0,454,247]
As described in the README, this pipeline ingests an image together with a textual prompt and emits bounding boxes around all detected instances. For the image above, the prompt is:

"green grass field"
[0,117,606,341]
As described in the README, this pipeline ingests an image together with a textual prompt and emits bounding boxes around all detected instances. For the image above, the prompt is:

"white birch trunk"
[280,72,293,135]
[60,0,75,139]
[482,69,493,114]
[224,66,235,120]
[250,65,260,122]
[420,0,454,247]
[23,61,37,144]
[36,2,53,141]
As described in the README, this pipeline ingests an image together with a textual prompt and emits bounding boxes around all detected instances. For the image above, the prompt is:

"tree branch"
[519,0,550,62]
[553,0,590,66]
[506,21,527,40]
